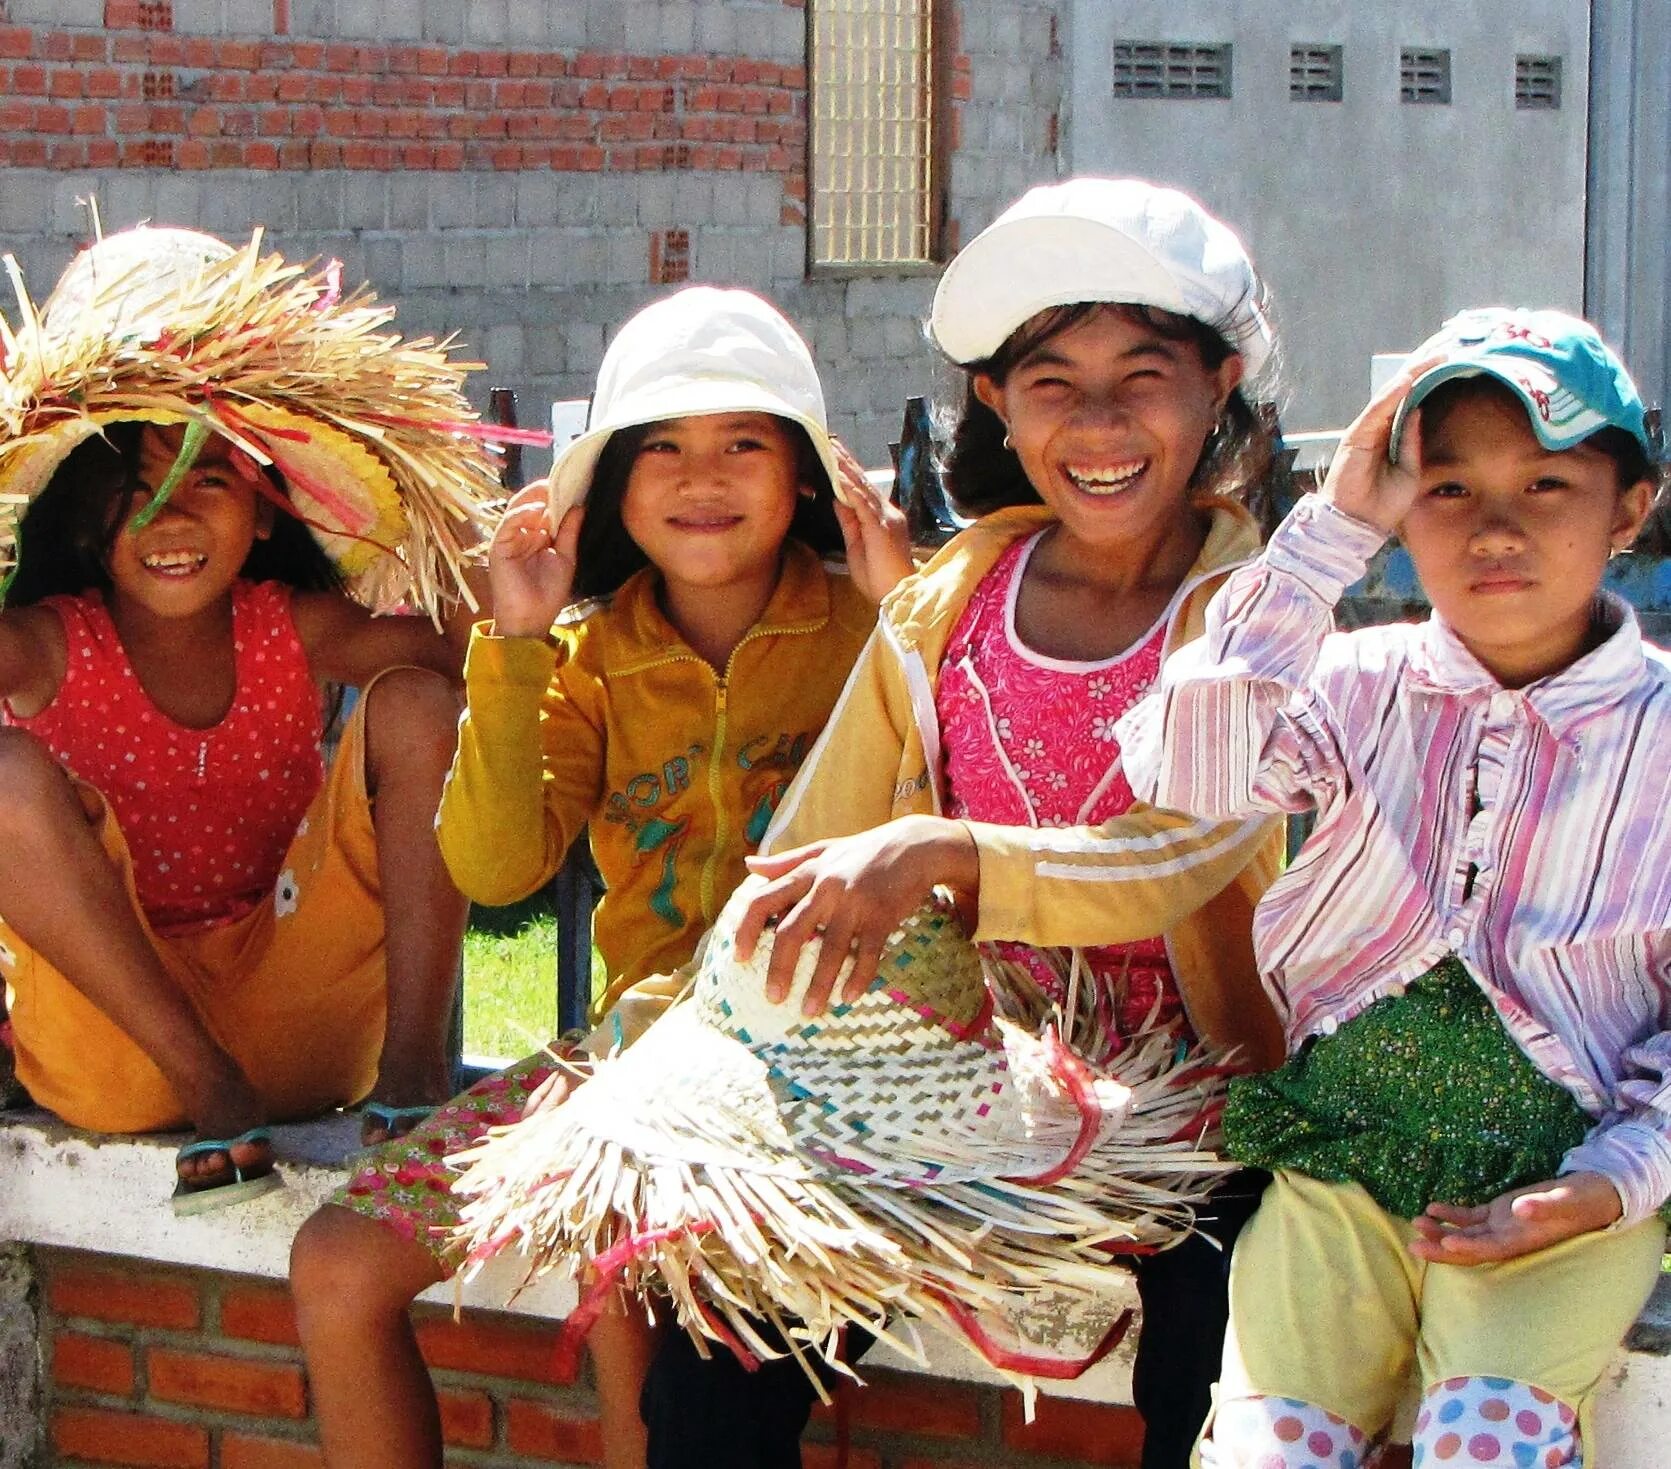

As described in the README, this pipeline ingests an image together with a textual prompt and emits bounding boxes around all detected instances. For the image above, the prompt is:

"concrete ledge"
[0,1109,577,1320]
[6,1108,1668,1448]
[0,1109,1139,1403]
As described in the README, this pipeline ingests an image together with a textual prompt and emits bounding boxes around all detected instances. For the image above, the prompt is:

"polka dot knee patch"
[1412,1376,1578,1469]
[1204,1394,1370,1469]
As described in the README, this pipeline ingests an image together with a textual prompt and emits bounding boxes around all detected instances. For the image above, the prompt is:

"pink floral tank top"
[938,532,1185,1056]
[12,581,325,935]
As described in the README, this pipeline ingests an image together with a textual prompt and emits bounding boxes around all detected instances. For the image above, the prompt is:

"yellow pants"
[1,694,387,1133]
[1209,1170,1666,1453]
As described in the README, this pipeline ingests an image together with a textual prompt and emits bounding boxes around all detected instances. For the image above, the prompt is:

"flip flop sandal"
[171,1127,284,1217]
[358,1101,437,1143]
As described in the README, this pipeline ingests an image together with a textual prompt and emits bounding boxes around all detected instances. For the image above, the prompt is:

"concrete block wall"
[31,1246,1150,1469]
[0,0,1068,471]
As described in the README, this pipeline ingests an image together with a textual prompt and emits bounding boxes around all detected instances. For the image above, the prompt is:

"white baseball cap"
[546,286,848,525]
[929,177,1274,378]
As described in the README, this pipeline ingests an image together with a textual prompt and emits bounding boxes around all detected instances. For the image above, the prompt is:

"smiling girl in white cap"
[725,177,1291,1469]
[289,285,910,1469]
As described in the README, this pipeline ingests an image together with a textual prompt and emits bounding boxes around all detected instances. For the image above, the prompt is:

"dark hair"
[4,421,343,608]
[570,416,844,601]
[940,301,1283,523]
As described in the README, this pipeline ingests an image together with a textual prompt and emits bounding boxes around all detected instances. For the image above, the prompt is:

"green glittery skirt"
[1222,957,1591,1220]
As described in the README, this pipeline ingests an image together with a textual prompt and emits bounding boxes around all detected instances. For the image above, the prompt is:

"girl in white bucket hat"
[290,284,910,1469]
[722,177,1292,1469]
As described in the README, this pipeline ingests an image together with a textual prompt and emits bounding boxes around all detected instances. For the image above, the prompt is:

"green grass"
[460,892,602,1062]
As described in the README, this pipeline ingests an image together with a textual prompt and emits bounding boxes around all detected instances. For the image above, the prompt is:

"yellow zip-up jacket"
[759,500,1287,1071]
[437,540,877,1021]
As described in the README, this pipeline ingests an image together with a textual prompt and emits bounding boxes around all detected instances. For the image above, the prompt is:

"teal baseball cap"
[1388,307,1654,464]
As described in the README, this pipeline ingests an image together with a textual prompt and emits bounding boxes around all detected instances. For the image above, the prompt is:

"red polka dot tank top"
[12,581,325,935]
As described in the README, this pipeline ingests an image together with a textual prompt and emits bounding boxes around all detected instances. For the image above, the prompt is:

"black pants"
[1129,1170,1271,1469]
[640,1322,870,1469]
[640,1173,1267,1469]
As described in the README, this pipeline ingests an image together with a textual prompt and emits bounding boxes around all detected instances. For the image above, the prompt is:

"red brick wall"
[0,4,809,210]
[36,1247,1147,1468]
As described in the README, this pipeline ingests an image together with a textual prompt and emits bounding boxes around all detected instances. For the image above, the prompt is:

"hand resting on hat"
[735,814,980,1016]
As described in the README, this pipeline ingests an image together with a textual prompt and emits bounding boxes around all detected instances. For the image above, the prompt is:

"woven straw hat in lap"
[0,224,519,618]
[452,895,1234,1406]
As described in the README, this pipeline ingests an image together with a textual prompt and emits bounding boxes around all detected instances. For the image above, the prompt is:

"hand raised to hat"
[828,439,914,603]
[1319,356,1443,535]
[737,814,980,1016]
[488,480,583,640]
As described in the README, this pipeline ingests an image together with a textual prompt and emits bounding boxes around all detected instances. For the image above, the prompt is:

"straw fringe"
[451,912,1234,1405]
[0,229,507,619]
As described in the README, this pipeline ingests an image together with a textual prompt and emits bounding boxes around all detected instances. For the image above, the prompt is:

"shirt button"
[1488,691,1515,720]
[1446,925,1466,947]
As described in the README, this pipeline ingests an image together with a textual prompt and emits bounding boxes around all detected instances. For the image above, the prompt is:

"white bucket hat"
[930,177,1274,379]
[545,286,850,525]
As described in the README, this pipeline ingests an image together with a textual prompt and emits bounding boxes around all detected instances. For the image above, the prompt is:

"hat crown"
[1399,306,1651,458]
[929,175,1272,375]
[694,900,988,1049]
[41,226,235,348]
[591,285,828,434]
[1419,306,1638,419]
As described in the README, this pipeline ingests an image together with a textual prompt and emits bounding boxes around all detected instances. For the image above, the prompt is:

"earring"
[1002,433,1013,451]
[798,484,817,500]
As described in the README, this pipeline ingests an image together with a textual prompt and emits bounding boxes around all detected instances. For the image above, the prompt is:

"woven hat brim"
[451,904,1233,1397]
[0,404,405,594]
[1,228,502,618]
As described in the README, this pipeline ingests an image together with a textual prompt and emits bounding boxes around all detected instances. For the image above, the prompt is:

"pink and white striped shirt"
[1122,494,1671,1227]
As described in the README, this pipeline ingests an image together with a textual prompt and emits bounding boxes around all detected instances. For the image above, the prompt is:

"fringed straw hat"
[0,224,536,617]
[452,895,1234,1412]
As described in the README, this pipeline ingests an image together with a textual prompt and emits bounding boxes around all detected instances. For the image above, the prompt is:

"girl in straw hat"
[0,225,510,1207]
[705,178,1293,1469]
[289,284,911,1469]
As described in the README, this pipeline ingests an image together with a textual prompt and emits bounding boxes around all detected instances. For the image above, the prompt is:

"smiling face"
[1401,382,1653,687]
[103,423,272,620]
[972,306,1242,558]
[618,411,804,604]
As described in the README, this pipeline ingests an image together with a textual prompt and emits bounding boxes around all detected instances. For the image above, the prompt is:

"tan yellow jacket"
[437,541,876,1021]
[605,501,1286,1068]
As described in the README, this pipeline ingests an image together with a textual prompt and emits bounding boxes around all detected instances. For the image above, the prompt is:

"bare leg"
[589,1297,657,1469]
[359,669,468,1142]
[0,730,265,1180]
[291,1203,446,1469]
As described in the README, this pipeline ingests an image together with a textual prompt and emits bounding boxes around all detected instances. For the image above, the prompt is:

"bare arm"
[0,606,68,717]
[291,589,470,686]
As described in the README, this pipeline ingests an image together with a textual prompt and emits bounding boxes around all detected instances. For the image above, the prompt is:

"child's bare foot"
[175,1067,270,1184]
[358,1050,453,1145]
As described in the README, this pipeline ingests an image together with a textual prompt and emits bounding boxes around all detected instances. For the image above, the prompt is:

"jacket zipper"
[700,623,779,921]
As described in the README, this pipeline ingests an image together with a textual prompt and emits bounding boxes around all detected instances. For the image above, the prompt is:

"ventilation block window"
[810,0,943,269]
[1112,41,1233,101]
[1400,47,1451,104]
[1289,43,1343,102]
[1515,55,1562,110]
